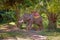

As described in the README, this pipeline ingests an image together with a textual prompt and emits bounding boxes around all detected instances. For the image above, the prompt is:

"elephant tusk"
[18,20,24,23]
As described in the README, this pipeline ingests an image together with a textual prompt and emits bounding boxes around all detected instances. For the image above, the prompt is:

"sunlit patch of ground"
[2,37,32,40]
[47,36,60,40]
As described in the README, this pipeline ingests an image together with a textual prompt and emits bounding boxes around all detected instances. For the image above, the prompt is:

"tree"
[38,0,60,30]
[46,0,60,30]
[0,0,24,28]
[2,0,34,28]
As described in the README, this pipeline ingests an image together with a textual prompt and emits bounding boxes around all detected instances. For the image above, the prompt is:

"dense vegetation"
[0,0,60,40]
[0,0,60,30]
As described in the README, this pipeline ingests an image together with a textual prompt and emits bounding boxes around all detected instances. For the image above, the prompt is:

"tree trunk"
[15,7,20,28]
[48,13,57,30]
[48,20,57,30]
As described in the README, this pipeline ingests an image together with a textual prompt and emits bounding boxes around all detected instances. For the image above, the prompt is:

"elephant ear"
[34,12,40,16]
[33,12,40,19]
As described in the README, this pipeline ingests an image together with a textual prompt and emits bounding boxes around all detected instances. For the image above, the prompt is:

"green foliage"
[0,10,16,23]
[0,0,60,29]
[41,13,48,28]
[46,0,60,14]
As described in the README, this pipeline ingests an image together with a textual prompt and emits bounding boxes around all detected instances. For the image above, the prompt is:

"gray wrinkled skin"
[18,13,43,31]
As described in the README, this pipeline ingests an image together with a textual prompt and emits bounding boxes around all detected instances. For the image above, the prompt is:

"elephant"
[18,12,43,31]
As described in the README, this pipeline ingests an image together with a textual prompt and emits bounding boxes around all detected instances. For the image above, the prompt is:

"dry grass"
[0,24,60,40]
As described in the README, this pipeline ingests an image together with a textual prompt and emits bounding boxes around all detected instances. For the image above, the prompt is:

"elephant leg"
[35,22,43,30]
[26,22,32,31]
[35,21,43,31]
[38,23,44,30]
